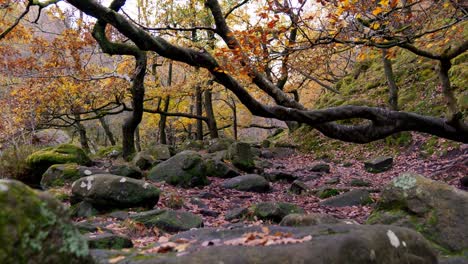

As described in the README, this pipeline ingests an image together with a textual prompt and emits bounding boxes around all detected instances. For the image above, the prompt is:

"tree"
[3,0,467,146]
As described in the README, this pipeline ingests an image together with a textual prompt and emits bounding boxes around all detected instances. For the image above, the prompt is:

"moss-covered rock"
[222,174,270,193]
[147,144,173,161]
[204,158,239,178]
[367,173,468,255]
[225,142,255,172]
[148,151,209,188]
[251,202,305,223]
[0,179,92,263]
[132,151,155,170]
[85,233,133,249]
[319,189,373,207]
[130,209,203,233]
[364,156,393,173]
[71,174,160,211]
[280,213,351,226]
[109,164,143,179]
[41,164,106,189]
[208,138,235,153]
[26,144,92,184]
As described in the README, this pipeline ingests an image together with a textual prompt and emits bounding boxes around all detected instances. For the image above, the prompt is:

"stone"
[264,171,298,182]
[225,207,250,221]
[208,138,235,153]
[73,222,110,234]
[349,178,371,187]
[41,163,106,189]
[0,179,92,263]
[222,174,270,193]
[289,180,310,195]
[148,144,173,160]
[364,156,393,173]
[109,164,143,179]
[319,189,372,207]
[190,198,208,208]
[148,151,209,188]
[315,187,340,199]
[261,139,271,148]
[251,202,305,223]
[260,150,274,159]
[460,176,468,189]
[107,211,129,220]
[280,213,351,226]
[309,163,330,173]
[200,209,220,217]
[85,233,133,249]
[26,144,92,184]
[225,142,255,172]
[197,192,221,199]
[70,201,99,218]
[367,173,468,254]
[205,158,240,178]
[127,224,437,264]
[132,151,155,170]
[325,177,340,184]
[130,209,203,233]
[71,174,160,211]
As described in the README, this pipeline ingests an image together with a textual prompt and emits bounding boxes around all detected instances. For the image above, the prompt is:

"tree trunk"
[99,116,116,146]
[231,97,238,140]
[159,96,170,144]
[204,89,219,138]
[382,49,399,111]
[135,126,141,152]
[74,114,90,153]
[122,52,147,161]
[195,85,203,140]
[438,59,461,125]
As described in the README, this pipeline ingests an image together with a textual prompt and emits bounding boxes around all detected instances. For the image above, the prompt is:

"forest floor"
[69,136,468,249]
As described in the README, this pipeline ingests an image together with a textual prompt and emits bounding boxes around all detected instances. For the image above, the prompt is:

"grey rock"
[222,174,270,193]
[320,189,372,207]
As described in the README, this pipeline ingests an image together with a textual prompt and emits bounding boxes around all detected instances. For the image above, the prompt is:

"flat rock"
[364,156,393,173]
[71,174,160,211]
[86,233,133,249]
[222,174,270,193]
[319,189,372,207]
[130,209,203,233]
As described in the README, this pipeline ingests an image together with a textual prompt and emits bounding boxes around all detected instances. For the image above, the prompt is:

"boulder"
[148,144,173,160]
[132,151,155,170]
[222,174,270,193]
[0,180,92,263]
[350,178,371,187]
[367,173,468,254]
[225,142,255,172]
[251,202,305,223]
[148,151,209,188]
[26,144,92,184]
[70,201,99,218]
[309,163,330,173]
[263,171,298,182]
[71,174,160,211]
[225,207,250,221]
[107,224,437,264]
[208,138,235,153]
[41,163,106,189]
[130,209,203,233]
[280,213,353,226]
[314,187,340,199]
[205,158,240,178]
[324,177,340,184]
[85,233,133,249]
[289,180,310,195]
[364,156,393,173]
[32,129,71,147]
[319,189,372,207]
[109,164,143,179]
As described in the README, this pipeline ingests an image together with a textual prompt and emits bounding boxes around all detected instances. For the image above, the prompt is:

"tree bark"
[438,59,461,125]
[98,116,116,146]
[135,126,141,152]
[204,89,218,138]
[382,49,399,111]
[195,85,203,140]
[159,96,170,144]
[74,114,90,153]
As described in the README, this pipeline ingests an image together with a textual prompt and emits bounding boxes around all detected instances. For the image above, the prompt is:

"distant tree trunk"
[438,59,461,125]
[204,89,218,138]
[74,113,90,153]
[135,126,141,151]
[122,52,147,161]
[159,96,170,144]
[99,116,116,146]
[231,97,238,140]
[382,49,399,111]
[195,86,203,140]
[187,104,193,140]
[159,61,172,144]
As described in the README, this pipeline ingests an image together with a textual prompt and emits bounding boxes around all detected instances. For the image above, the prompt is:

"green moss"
[95,145,122,158]
[318,188,340,199]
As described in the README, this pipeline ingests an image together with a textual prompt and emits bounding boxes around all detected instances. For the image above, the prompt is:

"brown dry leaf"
[108,255,125,263]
